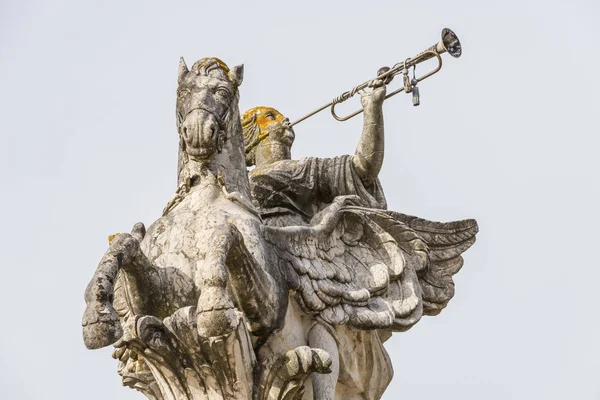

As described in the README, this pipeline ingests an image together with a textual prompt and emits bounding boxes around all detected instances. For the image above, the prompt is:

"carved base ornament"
[83,30,478,400]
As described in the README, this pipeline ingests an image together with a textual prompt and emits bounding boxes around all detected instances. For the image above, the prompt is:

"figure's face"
[255,108,295,151]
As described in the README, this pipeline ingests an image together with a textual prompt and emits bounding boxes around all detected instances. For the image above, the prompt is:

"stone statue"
[83,57,478,400]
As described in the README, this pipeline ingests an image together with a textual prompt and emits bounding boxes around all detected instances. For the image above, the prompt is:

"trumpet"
[290,28,462,126]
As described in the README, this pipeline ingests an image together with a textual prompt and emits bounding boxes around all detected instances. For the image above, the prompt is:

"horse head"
[175,57,247,189]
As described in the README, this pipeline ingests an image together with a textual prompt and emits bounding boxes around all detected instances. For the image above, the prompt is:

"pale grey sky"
[1,0,599,399]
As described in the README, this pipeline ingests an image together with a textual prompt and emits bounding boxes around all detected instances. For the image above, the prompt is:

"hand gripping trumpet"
[290,28,462,126]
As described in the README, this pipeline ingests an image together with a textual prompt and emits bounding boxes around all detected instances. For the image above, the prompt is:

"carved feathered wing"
[262,197,478,332]
[366,210,478,317]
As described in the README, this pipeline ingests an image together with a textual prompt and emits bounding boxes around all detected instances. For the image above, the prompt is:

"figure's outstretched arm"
[352,80,386,184]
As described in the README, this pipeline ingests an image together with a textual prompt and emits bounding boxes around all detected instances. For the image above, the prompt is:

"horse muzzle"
[180,108,221,160]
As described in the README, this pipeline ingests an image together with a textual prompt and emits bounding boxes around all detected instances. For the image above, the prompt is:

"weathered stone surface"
[83,57,478,399]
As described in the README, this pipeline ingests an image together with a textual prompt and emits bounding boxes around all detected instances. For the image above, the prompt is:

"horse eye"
[178,89,190,98]
[216,88,230,98]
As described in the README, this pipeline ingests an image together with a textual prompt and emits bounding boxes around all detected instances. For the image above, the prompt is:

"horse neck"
[177,99,252,199]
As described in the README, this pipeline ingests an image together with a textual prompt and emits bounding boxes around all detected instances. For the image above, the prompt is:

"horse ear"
[178,57,189,84]
[231,64,244,86]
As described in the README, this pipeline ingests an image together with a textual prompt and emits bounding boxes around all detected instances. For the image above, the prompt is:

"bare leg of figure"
[308,323,339,400]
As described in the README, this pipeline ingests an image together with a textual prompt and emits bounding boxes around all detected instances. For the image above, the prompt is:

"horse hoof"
[197,307,239,337]
[82,305,123,349]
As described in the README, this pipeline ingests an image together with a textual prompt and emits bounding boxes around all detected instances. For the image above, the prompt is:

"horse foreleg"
[196,225,240,338]
[196,224,287,338]
[83,224,163,349]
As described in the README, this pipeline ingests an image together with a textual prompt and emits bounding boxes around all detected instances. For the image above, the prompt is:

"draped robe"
[249,155,394,399]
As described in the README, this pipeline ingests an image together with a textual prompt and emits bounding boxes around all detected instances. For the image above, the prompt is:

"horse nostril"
[210,126,216,138]
[183,127,188,137]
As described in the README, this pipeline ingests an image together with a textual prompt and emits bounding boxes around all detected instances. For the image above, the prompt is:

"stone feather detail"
[262,197,478,330]
[365,210,478,316]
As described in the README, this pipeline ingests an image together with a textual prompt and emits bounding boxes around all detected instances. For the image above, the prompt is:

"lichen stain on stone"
[242,106,285,140]
[108,233,120,244]
[197,57,230,74]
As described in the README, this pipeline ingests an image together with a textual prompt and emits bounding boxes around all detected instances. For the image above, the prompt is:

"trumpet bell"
[438,28,462,58]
